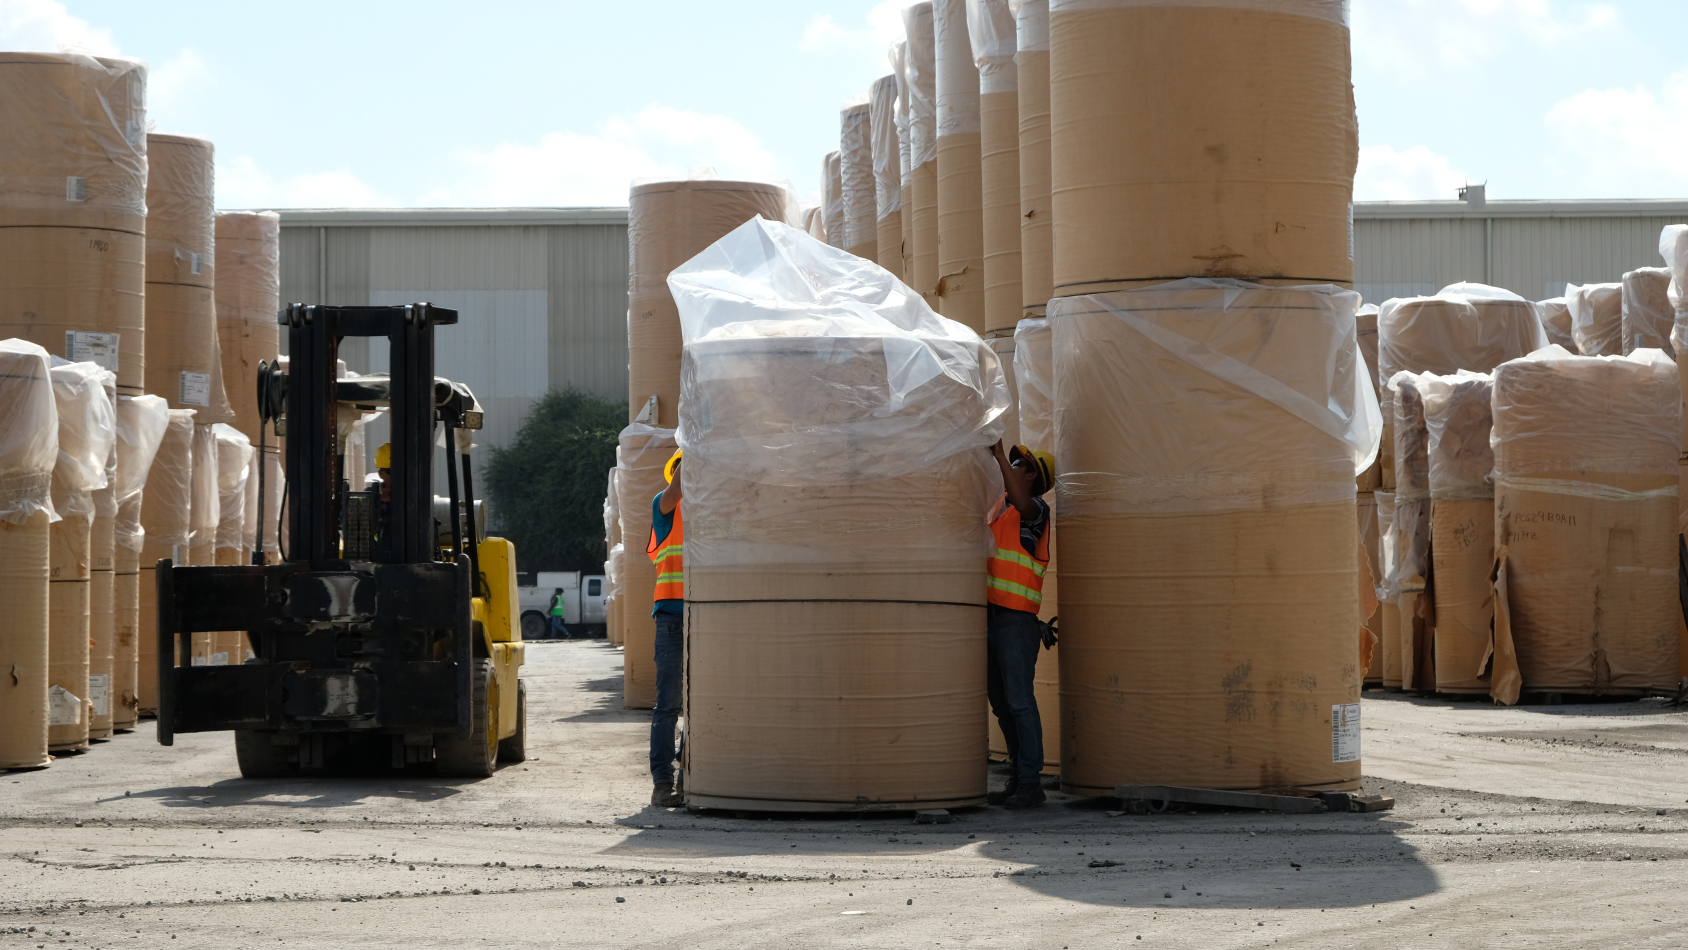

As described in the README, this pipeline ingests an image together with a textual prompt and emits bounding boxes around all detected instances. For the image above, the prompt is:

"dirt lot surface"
[4,641,1686,948]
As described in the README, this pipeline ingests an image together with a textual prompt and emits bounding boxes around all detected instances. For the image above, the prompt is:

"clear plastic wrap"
[144,134,215,287]
[1533,296,1574,350]
[188,422,219,554]
[48,360,116,522]
[935,0,982,139]
[1049,279,1379,515]
[1421,371,1494,501]
[133,408,195,551]
[0,339,60,525]
[822,150,845,250]
[211,424,253,551]
[901,2,939,168]
[1010,0,1050,52]
[1374,490,1397,602]
[1376,283,1544,418]
[1662,224,1688,351]
[214,210,282,443]
[0,53,148,231]
[1621,266,1674,357]
[839,100,877,253]
[112,395,170,551]
[668,216,1008,488]
[869,75,903,220]
[802,206,826,243]
[891,41,915,200]
[1048,0,1349,25]
[1386,372,1432,601]
[1566,282,1623,357]
[1012,316,1054,451]
[968,0,1019,94]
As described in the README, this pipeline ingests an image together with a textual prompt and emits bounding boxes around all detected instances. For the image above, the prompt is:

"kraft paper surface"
[0,511,52,769]
[877,208,905,281]
[1431,498,1494,693]
[1049,4,1356,293]
[214,211,281,444]
[88,502,115,737]
[145,280,231,423]
[1621,267,1673,357]
[936,133,985,331]
[1014,45,1052,316]
[144,134,215,290]
[47,510,92,751]
[1358,493,1382,683]
[911,160,940,307]
[981,90,1023,333]
[113,538,138,728]
[1380,600,1402,689]
[0,225,145,393]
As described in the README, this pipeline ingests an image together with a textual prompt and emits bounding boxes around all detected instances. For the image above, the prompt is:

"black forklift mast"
[155,303,484,750]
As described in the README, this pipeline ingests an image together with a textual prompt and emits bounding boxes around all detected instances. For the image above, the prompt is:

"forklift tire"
[234,730,295,779]
[497,679,526,763]
[436,658,498,777]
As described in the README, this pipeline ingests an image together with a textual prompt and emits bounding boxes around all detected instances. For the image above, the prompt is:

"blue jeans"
[549,616,570,639]
[650,612,685,784]
[987,604,1045,789]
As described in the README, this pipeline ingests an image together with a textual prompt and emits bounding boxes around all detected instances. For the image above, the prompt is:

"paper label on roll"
[88,674,110,717]
[66,176,87,202]
[191,656,208,666]
[49,685,83,726]
[179,372,211,407]
[1331,702,1361,763]
[210,652,229,666]
[191,253,204,275]
[65,331,120,372]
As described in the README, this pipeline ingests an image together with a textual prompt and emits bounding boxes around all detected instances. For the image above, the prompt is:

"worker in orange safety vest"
[985,440,1055,809]
[647,449,685,808]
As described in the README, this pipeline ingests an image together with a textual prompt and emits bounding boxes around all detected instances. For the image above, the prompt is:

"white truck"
[516,571,608,640]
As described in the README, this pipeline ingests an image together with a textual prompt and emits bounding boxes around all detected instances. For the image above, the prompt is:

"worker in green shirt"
[548,587,570,640]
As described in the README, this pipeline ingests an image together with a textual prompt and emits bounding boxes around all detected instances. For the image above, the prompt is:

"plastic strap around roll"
[0,54,148,223]
[1661,224,1688,351]
[1012,317,1054,451]
[822,151,845,250]
[1566,282,1623,357]
[668,216,1007,487]
[1420,370,1494,501]
[869,75,903,220]
[1621,266,1674,357]
[0,338,60,525]
[968,0,1019,94]
[1009,0,1049,51]
[211,423,253,551]
[1493,475,1677,503]
[902,2,938,166]
[1048,0,1350,26]
[839,102,877,250]
[48,360,116,521]
[934,0,982,138]
[1489,344,1681,480]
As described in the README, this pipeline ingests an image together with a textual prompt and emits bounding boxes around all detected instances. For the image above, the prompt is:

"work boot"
[1003,782,1046,810]
[651,781,682,808]
[986,776,1019,806]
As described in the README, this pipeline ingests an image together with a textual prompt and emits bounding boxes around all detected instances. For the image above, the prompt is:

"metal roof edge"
[1355,199,1688,220]
[267,207,630,227]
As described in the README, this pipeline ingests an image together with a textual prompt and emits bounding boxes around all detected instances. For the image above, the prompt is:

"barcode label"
[1332,702,1361,763]
[88,674,109,717]
[49,685,83,725]
[191,252,204,275]
[179,371,210,407]
[65,331,120,372]
[66,176,87,202]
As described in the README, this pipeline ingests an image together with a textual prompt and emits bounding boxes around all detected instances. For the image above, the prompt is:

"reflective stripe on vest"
[647,502,684,602]
[987,494,1048,612]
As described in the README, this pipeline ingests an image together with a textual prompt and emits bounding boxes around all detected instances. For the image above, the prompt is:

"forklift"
[155,303,526,778]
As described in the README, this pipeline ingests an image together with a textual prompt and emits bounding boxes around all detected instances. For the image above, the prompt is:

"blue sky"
[5,0,1686,209]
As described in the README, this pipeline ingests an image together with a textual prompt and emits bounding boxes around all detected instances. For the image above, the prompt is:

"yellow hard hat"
[1010,445,1056,496]
[663,449,683,484]
[374,442,391,469]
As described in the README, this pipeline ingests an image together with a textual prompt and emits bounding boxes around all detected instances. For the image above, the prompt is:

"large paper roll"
[840,101,878,263]
[935,0,983,330]
[1013,0,1051,316]
[0,340,57,769]
[214,211,281,445]
[869,74,904,280]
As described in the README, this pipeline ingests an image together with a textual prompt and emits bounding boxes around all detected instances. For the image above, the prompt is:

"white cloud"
[419,106,782,207]
[217,155,396,209]
[147,49,211,129]
[1353,0,1618,73]
[1543,68,1688,191]
[798,1,905,71]
[0,0,119,55]
[1354,144,1472,201]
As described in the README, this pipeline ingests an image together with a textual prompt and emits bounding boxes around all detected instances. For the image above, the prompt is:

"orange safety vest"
[647,502,684,602]
[987,494,1049,612]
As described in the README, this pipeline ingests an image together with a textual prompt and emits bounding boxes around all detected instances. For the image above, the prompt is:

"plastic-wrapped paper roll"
[145,134,214,289]
[1621,266,1673,357]
[668,217,1005,810]
[137,409,196,714]
[627,178,792,430]
[1049,0,1357,295]
[214,211,281,444]
[934,0,985,331]
[1375,491,1401,689]
[0,225,145,396]
[869,74,904,280]
[1534,296,1574,350]
[1357,493,1382,684]
[211,424,252,554]
[971,0,1023,333]
[840,100,878,262]
[605,541,625,647]
[892,42,915,280]
[615,424,676,709]
[88,476,115,738]
[110,394,167,728]
[1011,316,1061,771]
[0,339,58,769]
[988,335,1020,448]
[823,151,845,251]
[1010,0,1051,316]
[1492,346,1681,697]
[1356,304,1383,491]
[46,361,114,752]
[1377,283,1544,420]
[1422,371,1495,695]
[903,3,940,306]
[802,206,826,243]
[1388,372,1434,692]
[187,423,220,568]
[1566,282,1623,357]
[1049,279,1379,794]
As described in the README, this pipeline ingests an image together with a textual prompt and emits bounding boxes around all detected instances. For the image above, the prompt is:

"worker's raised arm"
[990,440,1036,518]
[658,456,682,514]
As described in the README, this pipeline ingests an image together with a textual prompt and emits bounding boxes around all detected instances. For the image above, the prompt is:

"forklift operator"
[648,449,685,808]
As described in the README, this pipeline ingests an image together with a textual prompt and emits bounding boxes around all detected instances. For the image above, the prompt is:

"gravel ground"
[3,641,1685,949]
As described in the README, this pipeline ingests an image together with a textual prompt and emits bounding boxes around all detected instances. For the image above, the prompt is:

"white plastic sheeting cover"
[48,360,116,521]
[1421,370,1494,501]
[1048,0,1349,26]
[667,215,1008,488]
[1010,0,1050,52]
[1660,224,1688,352]
[0,338,60,525]
[901,2,939,167]
[890,41,914,195]
[1376,282,1544,417]
[935,0,982,137]
[189,421,219,551]
[116,402,183,550]
[211,423,253,551]
[822,150,845,251]
[839,101,876,250]
[1565,281,1623,357]
[1533,297,1574,350]
[968,0,1019,94]
[1374,490,1397,601]
[1049,279,1380,515]
[1012,316,1054,451]
[869,75,903,219]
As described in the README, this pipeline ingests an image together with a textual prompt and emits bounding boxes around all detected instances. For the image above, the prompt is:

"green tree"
[483,389,622,574]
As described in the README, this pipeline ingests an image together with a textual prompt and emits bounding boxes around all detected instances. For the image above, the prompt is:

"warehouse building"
[275,197,1688,469]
